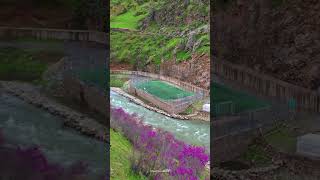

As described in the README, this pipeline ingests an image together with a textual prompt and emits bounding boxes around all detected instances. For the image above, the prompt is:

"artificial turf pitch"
[212,83,269,113]
[136,80,194,100]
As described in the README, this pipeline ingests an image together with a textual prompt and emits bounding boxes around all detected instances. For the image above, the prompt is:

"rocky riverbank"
[212,136,320,180]
[0,81,108,143]
[111,87,209,121]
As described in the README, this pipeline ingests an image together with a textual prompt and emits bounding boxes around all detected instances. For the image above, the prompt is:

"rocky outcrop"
[160,53,210,89]
[141,0,209,30]
[213,0,320,90]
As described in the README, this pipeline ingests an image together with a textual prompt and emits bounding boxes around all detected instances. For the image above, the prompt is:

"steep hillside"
[110,0,210,88]
[111,0,209,31]
[213,0,320,90]
[0,0,107,31]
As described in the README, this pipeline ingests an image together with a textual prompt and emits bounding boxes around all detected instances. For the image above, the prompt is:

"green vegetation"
[136,80,194,100]
[240,144,272,166]
[111,11,146,30]
[110,0,210,67]
[111,31,167,66]
[110,0,162,30]
[110,129,146,180]
[181,100,206,115]
[0,47,63,82]
[110,74,128,88]
[176,51,191,62]
[111,31,208,67]
[265,125,297,153]
[240,124,297,167]
[212,83,270,113]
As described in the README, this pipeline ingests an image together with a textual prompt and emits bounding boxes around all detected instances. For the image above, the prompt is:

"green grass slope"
[111,11,146,30]
[110,0,210,67]
[110,129,146,180]
[111,31,209,68]
[0,47,63,82]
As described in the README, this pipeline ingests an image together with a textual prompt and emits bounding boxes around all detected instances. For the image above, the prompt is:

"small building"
[202,103,210,113]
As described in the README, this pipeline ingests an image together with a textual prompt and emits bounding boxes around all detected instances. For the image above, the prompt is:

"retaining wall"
[0,27,108,45]
[128,85,193,114]
[213,59,320,112]
[111,70,210,97]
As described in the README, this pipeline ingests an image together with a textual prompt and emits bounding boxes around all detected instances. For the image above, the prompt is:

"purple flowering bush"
[111,107,210,179]
[0,129,106,180]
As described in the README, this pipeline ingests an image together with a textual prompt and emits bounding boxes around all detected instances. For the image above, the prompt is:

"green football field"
[212,83,269,113]
[136,80,194,100]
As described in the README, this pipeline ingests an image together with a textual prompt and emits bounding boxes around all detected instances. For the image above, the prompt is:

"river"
[0,93,107,179]
[110,90,210,152]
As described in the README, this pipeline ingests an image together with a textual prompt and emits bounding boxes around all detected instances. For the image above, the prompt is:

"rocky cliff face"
[159,54,210,89]
[141,0,209,30]
[213,0,320,90]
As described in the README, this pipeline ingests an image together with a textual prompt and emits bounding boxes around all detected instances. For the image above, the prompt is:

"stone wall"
[0,27,108,45]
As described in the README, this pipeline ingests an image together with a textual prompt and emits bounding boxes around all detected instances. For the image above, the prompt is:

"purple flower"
[110,107,210,179]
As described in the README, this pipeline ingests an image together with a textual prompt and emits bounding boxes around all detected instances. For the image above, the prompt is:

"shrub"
[110,107,209,179]
[110,78,126,87]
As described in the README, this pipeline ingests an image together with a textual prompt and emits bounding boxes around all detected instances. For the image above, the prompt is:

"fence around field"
[0,27,108,45]
[212,104,290,138]
[212,101,235,117]
[213,59,320,112]
[128,77,203,114]
[111,70,210,97]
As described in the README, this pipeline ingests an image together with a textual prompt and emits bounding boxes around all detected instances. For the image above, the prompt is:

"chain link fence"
[128,75,204,114]
[213,101,291,138]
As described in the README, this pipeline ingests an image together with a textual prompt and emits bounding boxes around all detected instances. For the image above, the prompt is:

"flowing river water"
[110,90,210,152]
[0,93,107,179]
